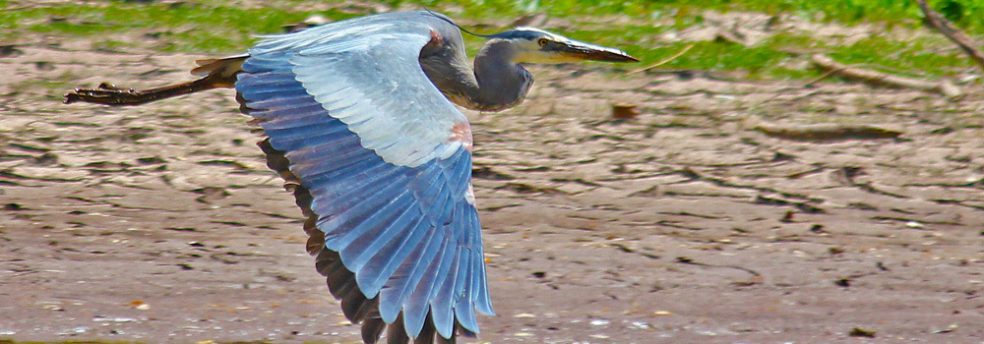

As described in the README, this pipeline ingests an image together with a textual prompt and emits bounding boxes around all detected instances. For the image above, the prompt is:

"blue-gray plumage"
[65,10,636,344]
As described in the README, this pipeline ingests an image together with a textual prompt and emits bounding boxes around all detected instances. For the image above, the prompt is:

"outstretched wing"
[235,11,493,343]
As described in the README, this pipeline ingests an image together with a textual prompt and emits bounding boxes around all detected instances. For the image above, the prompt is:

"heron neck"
[464,40,532,112]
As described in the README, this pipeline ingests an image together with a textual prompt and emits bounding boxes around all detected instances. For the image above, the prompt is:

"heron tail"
[191,54,248,78]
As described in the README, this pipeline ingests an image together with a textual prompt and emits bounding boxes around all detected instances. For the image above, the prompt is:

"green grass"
[830,36,974,76]
[1,0,979,80]
[0,340,140,344]
[1,2,359,52]
[623,40,791,76]
[398,0,984,33]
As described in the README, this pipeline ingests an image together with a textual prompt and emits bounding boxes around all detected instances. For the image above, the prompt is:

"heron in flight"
[66,10,636,344]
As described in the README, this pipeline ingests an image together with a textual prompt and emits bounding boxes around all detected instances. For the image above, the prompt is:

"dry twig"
[628,44,695,75]
[810,54,963,98]
[917,0,984,71]
[802,68,842,88]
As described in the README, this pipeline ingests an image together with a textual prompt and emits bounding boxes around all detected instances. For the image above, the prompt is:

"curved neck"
[425,39,532,112]
[469,40,532,112]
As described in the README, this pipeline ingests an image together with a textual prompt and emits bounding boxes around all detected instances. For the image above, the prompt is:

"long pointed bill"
[550,40,638,63]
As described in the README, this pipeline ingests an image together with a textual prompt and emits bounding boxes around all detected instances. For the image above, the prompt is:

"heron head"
[488,27,638,64]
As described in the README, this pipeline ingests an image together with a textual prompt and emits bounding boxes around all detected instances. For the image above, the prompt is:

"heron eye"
[537,38,549,47]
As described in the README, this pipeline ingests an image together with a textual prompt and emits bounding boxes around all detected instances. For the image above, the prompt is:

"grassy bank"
[1,0,980,79]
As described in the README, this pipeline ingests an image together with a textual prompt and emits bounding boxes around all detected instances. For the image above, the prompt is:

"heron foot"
[64,74,229,107]
[64,83,145,106]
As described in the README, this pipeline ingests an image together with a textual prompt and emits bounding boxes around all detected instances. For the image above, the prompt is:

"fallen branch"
[917,0,984,71]
[754,122,902,142]
[628,44,695,75]
[810,54,963,99]
[510,13,549,27]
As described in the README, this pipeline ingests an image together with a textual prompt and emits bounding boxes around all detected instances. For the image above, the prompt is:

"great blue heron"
[65,10,636,344]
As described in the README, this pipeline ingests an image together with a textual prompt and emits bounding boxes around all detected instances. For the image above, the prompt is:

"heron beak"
[549,40,639,63]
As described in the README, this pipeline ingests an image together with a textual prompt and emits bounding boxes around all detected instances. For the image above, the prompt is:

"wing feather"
[235,11,493,342]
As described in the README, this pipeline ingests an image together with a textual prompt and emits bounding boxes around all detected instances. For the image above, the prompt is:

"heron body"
[65,10,636,343]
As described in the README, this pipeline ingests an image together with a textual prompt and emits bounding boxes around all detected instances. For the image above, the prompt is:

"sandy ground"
[1,37,983,344]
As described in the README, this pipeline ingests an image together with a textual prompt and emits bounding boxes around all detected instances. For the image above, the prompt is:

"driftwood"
[754,122,902,142]
[916,0,984,71]
[810,54,963,99]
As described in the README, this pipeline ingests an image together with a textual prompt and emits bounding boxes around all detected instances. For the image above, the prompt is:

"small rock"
[905,221,925,229]
[589,319,609,326]
[42,304,64,311]
[932,323,958,334]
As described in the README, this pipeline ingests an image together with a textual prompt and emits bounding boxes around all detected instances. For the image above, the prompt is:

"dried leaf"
[612,104,641,119]
[849,327,876,338]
